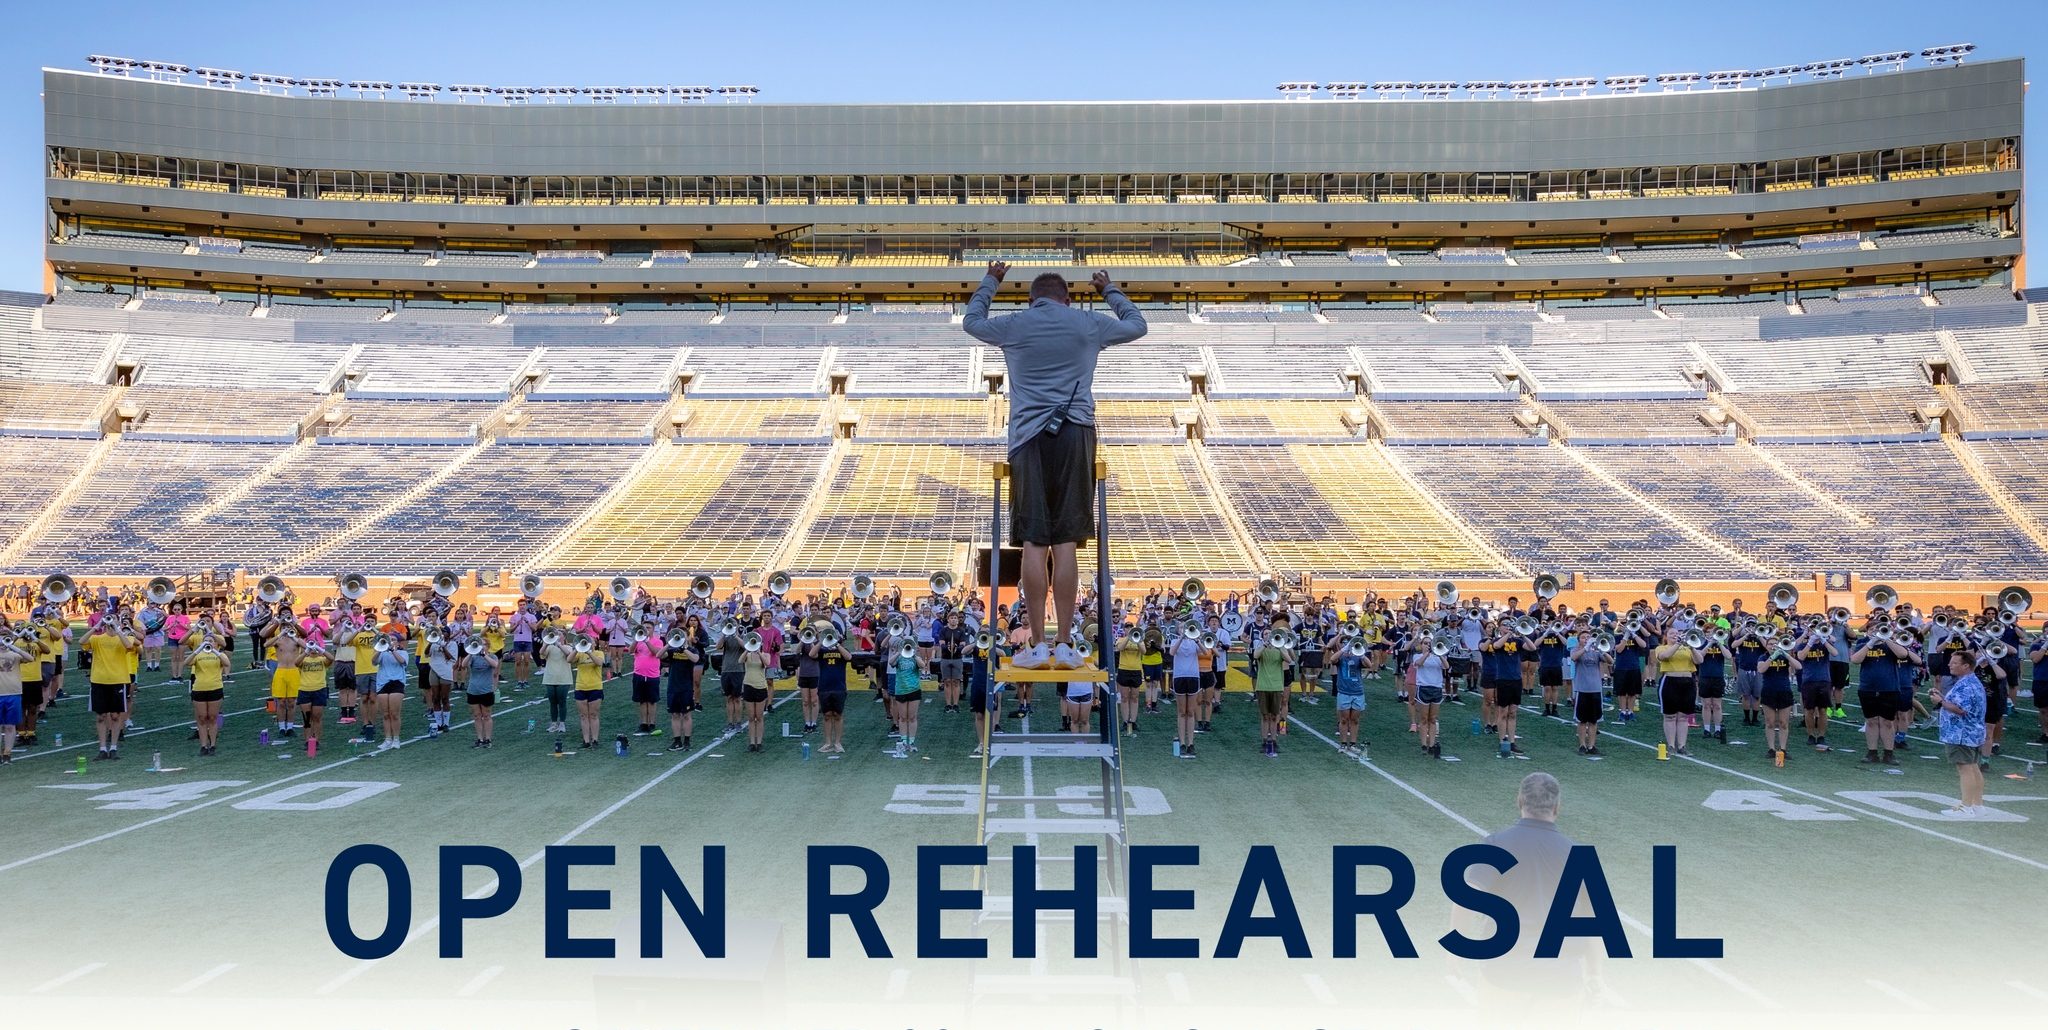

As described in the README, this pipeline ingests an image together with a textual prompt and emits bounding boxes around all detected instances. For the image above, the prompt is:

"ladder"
[970,458,1134,1009]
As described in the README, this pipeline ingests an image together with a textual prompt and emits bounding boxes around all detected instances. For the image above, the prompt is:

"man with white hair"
[1460,772,1605,1004]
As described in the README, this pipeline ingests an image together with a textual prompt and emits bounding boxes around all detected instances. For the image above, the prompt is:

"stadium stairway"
[1940,432,2048,552]
[1729,440,1875,526]
[757,436,853,580]
[1933,328,1980,383]
[519,440,674,573]
[0,433,120,568]
[1368,442,1526,576]
[1549,439,1783,577]
[183,441,316,520]
[1184,402,1277,573]
[278,442,490,572]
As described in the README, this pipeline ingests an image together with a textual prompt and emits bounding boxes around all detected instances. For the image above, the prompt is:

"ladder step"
[973,974,1136,997]
[990,741,1117,760]
[984,817,1123,839]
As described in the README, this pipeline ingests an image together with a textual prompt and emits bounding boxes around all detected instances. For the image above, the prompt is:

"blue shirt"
[962,276,1149,451]
[1571,651,1605,694]
[1938,672,1986,747]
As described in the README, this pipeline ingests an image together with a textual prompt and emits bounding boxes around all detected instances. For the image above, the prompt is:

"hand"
[986,261,1009,283]
[1091,270,1113,294]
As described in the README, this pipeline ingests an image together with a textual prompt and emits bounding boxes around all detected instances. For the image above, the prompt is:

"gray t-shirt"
[962,276,1149,451]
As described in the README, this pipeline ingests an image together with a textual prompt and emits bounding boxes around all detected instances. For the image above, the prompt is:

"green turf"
[3,656,2043,1026]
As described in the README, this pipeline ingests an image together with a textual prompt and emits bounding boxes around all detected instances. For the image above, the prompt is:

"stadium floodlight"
[1704,69,1751,90]
[676,86,715,103]
[246,73,294,93]
[1553,77,1598,96]
[299,78,343,97]
[1601,74,1649,94]
[1856,51,1912,73]
[1802,59,1855,79]
[347,80,394,98]
[1462,80,1510,98]
[584,86,622,104]
[397,82,443,101]
[1508,79,1547,99]
[1653,72,1702,91]
[86,55,138,75]
[1275,81,1320,100]
[138,60,192,82]
[716,86,760,103]
[623,86,667,104]
[531,86,577,103]
[1749,65,1800,85]
[1325,81,1369,99]
[1419,81,1458,99]
[448,84,493,103]
[195,67,244,88]
[1921,43,1975,65]
[497,86,532,105]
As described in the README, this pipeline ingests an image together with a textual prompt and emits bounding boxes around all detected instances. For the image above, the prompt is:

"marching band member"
[1327,634,1365,752]
[1793,623,1836,750]
[370,631,410,751]
[298,637,332,744]
[664,622,702,750]
[571,635,606,750]
[937,610,968,714]
[744,635,775,753]
[0,631,28,763]
[885,639,922,756]
[458,640,502,749]
[539,631,574,735]
[1251,632,1290,758]
[1609,619,1648,724]
[509,601,539,690]
[1696,627,1729,742]
[1569,630,1606,756]
[14,621,46,748]
[631,628,665,738]
[1490,622,1527,757]
[1851,625,1910,764]
[425,621,457,737]
[1652,626,1702,758]
[482,611,509,685]
[332,611,359,727]
[267,612,305,741]
[1535,621,1568,720]
[1168,628,1204,759]
[164,601,190,679]
[86,615,139,760]
[1758,636,1800,763]
[188,630,230,756]
[1412,636,1447,760]
[2029,624,2048,746]
[812,631,853,755]
[1114,624,1143,737]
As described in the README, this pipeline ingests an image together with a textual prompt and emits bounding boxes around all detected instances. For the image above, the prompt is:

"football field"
[4,657,2045,1028]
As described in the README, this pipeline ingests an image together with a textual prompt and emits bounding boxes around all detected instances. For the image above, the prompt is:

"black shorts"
[1858,688,1899,721]
[798,675,818,692]
[1762,687,1796,711]
[1143,665,1165,683]
[1574,693,1603,725]
[818,689,847,716]
[1117,669,1142,690]
[742,686,769,704]
[1985,689,2006,725]
[298,689,330,708]
[466,691,495,707]
[720,669,745,698]
[1538,667,1563,688]
[90,681,126,714]
[1171,676,1201,697]
[1494,681,1524,708]
[377,679,407,696]
[632,674,660,705]
[573,687,604,703]
[1799,684,1832,712]
[1199,671,1216,692]
[1660,676,1697,716]
[1830,662,1850,691]
[1697,676,1726,700]
[1612,669,1643,698]
[1301,650,1324,671]
[333,666,357,693]
[666,679,695,714]
[191,688,224,704]
[1008,421,1096,547]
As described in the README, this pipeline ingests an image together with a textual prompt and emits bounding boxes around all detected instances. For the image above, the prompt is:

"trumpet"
[519,573,544,599]
[574,635,595,654]
[1654,578,1681,607]
[1684,630,1706,649]
[1999,610,2019,627]
[632,629,649,644]
[1933,613,1952,630]
[1828,606,1850,624]
[40,573,75,604]
[424,630,443,647]
[256,575,288,605]
[1713,629,1730,646]
[974,630,997,651]
[743,631,764,653]
[464,639,486,656]
[1256,577,1282,603]
[689,574,715,600]
[145,576,177,605]
[1073,639,1093,663]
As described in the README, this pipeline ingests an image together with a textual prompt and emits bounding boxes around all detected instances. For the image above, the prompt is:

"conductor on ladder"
[964,261,1147,670]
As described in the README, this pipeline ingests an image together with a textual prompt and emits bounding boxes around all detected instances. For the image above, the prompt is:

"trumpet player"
[13,622,46,748]
[572,636,606,750]
[1115,625,1144,737]
[937,610,969,714]
[298,638,334,743]
[2029,623,2048,746]
[331,614,359,727]
[0,631,30,764]
[631,629,665,739]
[1569,631,1607,756]
[743,634,775,753]
[1328,636,1366,751]
[86,615,140,760]
[369,632,410,750]
[1411,635,1449,760]
[509,600,540,690]
[1757,636,1801,763]
[1652,626,1703,758]
[810,631,853,755]
[1850,625,1913,764]
[267,616,306,742]
[187,632,230,755]
[458,641,502,749]
[1793,625,1837,750]
[665,624,703,750]
[164,600,190,679]
[539,631,575,735]
[1696,629,1729,743]
[1169,628,1206,759]
[1609,619,1649,725]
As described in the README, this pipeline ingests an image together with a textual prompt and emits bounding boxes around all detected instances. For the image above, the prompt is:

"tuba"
[145,576,178,605]
[1532,574,1561,601]
[1654,578,1681,607]
[1998,585,2032,617]
[608,576,633,603]
[851,574,875,600]
[40,574,76,604]
[1435,580,1459,607]
[432,570,461,598]
[519,573,544,599]
[339,573,370,602]
[1256,577,1282,603]
[928,571,954,597]
[1864,584,1898,612]
[765,571,792,597]
[256,575,288,605]
[689,574,716,600]
[743,631,764,653]
[1181,577,1206,603]
[1767,581,1799,611]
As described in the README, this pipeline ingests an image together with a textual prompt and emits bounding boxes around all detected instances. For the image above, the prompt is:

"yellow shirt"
[299,652,331,686]
[17,639,43,681]
[484,627,508,653]
[1657,645,1699,676]
[1117,638,1143,671]
[190,650,226,692]
[354,631,378,668]
[87,633,132,685]
[572,653,602,689]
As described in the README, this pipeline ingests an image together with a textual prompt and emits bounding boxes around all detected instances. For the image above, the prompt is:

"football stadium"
[2,33,2045,1030]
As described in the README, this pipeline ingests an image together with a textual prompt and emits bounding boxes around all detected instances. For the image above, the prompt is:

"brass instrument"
[1684,630,1706,649]
[1429,634,1451,657]
[373,637,393,654]
[338,573,371,601]
[765,571,792,597]
[973,630,997,651]
[743,631,764,653]
[1654,578,1681,607]
[851,574,875,600]
[1256,577,1282,603]
[689,574,715,600]
[519,573,544,599]
[464,639,486,656]
[928,571,954,597]
[1436,580,1460,607]
[542,629,564,647]
[256,575,288,605]
[1181,577,1206,603]
[1532,573,1561,600]
[145,576,178,605]
[885,612,911,640]
[574,635,595,654]
[800,627,820,646]
[607,576,633,603]
[1865,584,1898,612]
[1595,633,1615,653]
[1767,581,1799,611]
[1513,615,1538,636]
[41,574,76,604]
[1998,585,2033,616]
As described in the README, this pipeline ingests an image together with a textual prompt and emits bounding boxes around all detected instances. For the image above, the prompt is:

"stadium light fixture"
[1508,79,1546,99]
[1601,74,1649,94]
[1749,66,1800,86]
[86,55,137,76]
[138,60,191,82]
[1803,59,1854,79]
[1554,77,1598,97]
[246,73,294,94]
[1704,69,1751,90]
[1419,81,1458,99]
[448,84,493,103]
[717,86,760,103]
[1462,80,1510,98]
[195,67,244,88]
[347,80,394,98]
[497,86,531,105]
[1653,72,1702,91]
[299,78,343,98]
[1921,43,1975,65]
[584,86,621,104]
[1856,51,1912,73]
[1325,81,1369,100]
[1275,81,1320,100]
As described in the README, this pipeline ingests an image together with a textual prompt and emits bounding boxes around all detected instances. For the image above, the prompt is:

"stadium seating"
[267,301,391,322]
[1953,382,2048,436]
[297,444,650,575]
[123,386,322,441]
[1370,400,1534,441]
[1085,445,1250,575]
[0,436,99,542]
[1541,399,1721,441]
[1205,346,1354,397]
[528,346,683,398]
[1207,443,1508,576]
[326,399,499,442]
[1968,438,2048,517]
[1516,342,1702,397]
[1729,387,1939,440]
[500,400,669,442]
[682,346,831,397]
[847,398,998,440]
[1387,443,1761,577]
[837,344,981,396]
[671,399,827,440]
[1091,401,1190,442]
[9,440,283,574]
[791,443,1003,574]
[1087,341,1198,398]
[0,379,112,435]
[0,304,118,382]
[122,334,348,392]
[537,442,827,575]
[1355,345,1513,399]
[346,344,532,398]
[390,305,500,323]
[1950,325,2048,382]
[1202,400,1362,442]
[1701,332,1940,391]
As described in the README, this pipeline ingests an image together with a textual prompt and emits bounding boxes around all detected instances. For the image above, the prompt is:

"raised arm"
[962,261,1010,344]
[1090,271,1148,346]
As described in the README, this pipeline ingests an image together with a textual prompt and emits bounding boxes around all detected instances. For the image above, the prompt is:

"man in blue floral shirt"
[1930,650,1987,817]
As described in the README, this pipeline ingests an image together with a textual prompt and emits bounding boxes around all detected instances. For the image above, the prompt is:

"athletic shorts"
[665,679,695,714]
[1538,667,1563,688]
[1301,652,1324,672]
[190,688,224,705]
[1737,668,1764,700]
[271,667,301,699]
[1494,681,1524,708]
[376,679,407,696]
[1697,676,1726,700]
[1008,420,1096,547]
[1143,665,1165,684]
[797,675,818,693]
[1199,671,1216,692]
[971,683,994,714]
[1660,676,1698,716]
[1612,669,1643,698]
[720,669,746,699]
[512,641,534,655]
[743,686,769,704]
[938,659,963,681]
[1762,687,1796,711]
[1946,743,1980,765]
[333,666,357,693]
[1417,683,1444,706]
[0,695,21,726]
[573,688,604,703]
[90,681,126,714]
[1858,689,1899,721]
[632,674,660,705]
[1574,692,1603,725]
[466,690,495,707]
[1336,691,1365,712]
[1799,683,1832,712]
[818,689,847,716]
[1830,662,1850,691]
[22,682,44,710]
[1066,682,1095,702]
[41,662,55,683]
[1171,676,1201,697]
[1985,689,2006,725]
[298,688,330,709]
[1256,691,1284,717]
[1117,669,1142,690]
[2033,680,2045,707]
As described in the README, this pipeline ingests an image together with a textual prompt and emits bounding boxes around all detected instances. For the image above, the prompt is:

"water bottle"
[614,734,628,757]
[260,728,270,747]
[151,751,162,772]
[1172,739,1182,758]
[1470,718,1482,736]
[526,719,535,735]
[54,732,63,747]
[75,754,88,775]
[801,741,810,761]
[307,737,318,759]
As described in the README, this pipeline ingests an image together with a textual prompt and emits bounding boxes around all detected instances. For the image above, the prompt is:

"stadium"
[3,34,2045,1030]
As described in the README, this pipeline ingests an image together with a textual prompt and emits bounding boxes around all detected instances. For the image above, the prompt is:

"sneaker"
[1010,642,1053,670]
[668,737,684,751]
[1585,747,1601,758]
[1050,642,1084,670]
[968,746,985,760]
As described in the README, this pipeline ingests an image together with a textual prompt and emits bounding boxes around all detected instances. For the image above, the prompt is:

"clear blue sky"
[3,1,2040,290]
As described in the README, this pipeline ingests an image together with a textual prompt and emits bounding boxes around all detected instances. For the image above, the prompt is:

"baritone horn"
[256,575,288,605]
[145,576,178,605]
[928,571,954,597]
[1532,574,1561,600]
[1998,585,2032,616]
[1767,582,1799,611]
[1865,584,1898,612]
[607,576,632,603]
[1654,578,1681,607]
[1436,580,1459,607]
[39,574,76,604]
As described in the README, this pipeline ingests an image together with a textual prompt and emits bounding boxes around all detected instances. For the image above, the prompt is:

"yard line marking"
[0,699,544,877]
[170,963,237,995]
[30,962,105,994]
[14,705,268,763]
[316,696,794,996]
[1441,973,1481,1007]
[2007,979,2048,1002]
[455,965,503,998]
[1584,711,2048,872]
[1864,978,1933,1012]
[1302,973,1336,1005]
[1289,712,1781,1013]
[884,968,911,1001]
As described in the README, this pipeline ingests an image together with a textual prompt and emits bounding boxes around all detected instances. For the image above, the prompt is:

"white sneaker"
[376,739,396,752]
[1051,642,1084,670]
[1011,642,1053,670]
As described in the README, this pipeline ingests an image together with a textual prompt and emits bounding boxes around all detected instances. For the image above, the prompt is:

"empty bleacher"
[1370,400,1534,441]
[1202,400,1362,442]
[1950,324,2048,383]
[267,301,391,322]
[1969,438,2048,516]
[538,442,826,575]
[1702,332,1940,391]
[671,399,826,440]
[1088,444,1252,575]
[1355,345,1511,398]
[1729,386,1938,440]
[1517,342,1702,398]
[1205,345,1354,397]
[0,304,118,382]
[500,400,669,442]
[0,436,98,542]
[528,346,683,399]
[847,398,997,440]
[1542,399,1723,442]
[790,443,1002,574]
[1082,340,1199,398]
[1207,443,1508,576]
[122,334,347,391]
[8,440,282,574]
[1388,443,1761,577]
[326,399,498,442]
[1091,400,1189,442]
[682,346,831,396]
[837,344,980,396]
[389,305,500,324]
[122,386,322,441]
[297,444,648,575]
[0,379,113,435]
[346,343,532,398]
[1953,381,2048,437]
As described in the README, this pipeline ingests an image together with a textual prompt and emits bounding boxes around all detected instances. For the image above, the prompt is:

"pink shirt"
[632,637,664,678]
